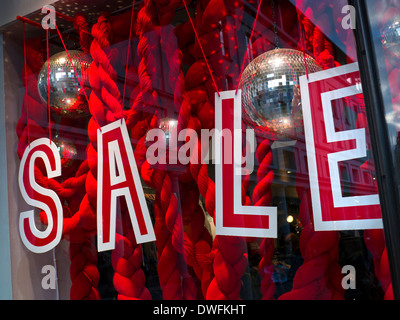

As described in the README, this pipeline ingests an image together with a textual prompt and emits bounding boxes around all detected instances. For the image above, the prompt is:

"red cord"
[55,25,89,103]
[182,0,220,97]
[297,10,309,80]
[55,24,101,129]
[121,0,136,120]
[46,28,52,143]
[236,0,263,94]
[23,22,30,146]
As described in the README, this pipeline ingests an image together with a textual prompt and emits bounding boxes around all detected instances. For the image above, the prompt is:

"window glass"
[365,0,400,201]
[1,0,395,300]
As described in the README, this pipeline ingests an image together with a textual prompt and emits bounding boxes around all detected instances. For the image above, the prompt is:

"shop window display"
[1,0,399,300]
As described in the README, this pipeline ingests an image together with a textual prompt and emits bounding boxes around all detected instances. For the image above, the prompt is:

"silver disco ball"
[381,15,400,62]
[239,48,322,139]
[38,50,92,118]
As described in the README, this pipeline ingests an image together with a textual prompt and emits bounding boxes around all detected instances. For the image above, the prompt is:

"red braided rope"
[162,21,218,298]
[135,0,199,299]
[88,14,152,300]
[279,5,344,300]
[182,0,220,97]
[235,0,263,94]
[253,139,275,299]
[183,0,254,300]
[17,24,100,299]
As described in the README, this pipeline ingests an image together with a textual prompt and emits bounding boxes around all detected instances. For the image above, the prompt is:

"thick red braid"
[161,20,216,299]
[135,0,199,300]
[88,14,151,300]
[17,26,100,300]
[278,4,344,300]
[178,0,250,300]
[253,139,275,299]
[243,1,290,300]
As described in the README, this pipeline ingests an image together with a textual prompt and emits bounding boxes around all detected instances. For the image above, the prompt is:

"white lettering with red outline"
[19,65,384,254]
[215,90,277,238]
[300,62,383,231]
[96,119,156,252]
[18,138,63,253]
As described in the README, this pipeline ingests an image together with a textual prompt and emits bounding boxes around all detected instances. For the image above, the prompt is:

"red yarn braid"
[279,5,344,300]
[162,20,217,299]
[178,0,250,300]
[88,14,151,300]
[253,139,275,299]
[134,0,200,300]
[243,1,287,300]
[17,23,100,299]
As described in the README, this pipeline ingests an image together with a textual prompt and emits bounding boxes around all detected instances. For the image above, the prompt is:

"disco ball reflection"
[37,50,91,118]
[239,48,322,139]
[381,15,400,62]
[52,135,78,169]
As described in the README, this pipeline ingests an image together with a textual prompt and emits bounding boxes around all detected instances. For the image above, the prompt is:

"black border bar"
[350,0,400,300]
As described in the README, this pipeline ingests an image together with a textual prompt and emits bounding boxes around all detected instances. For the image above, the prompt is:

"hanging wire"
[46,28,52,144]
[235,0,263,95]
[121,0,136,121]
[54,24,102,130]
[22,21,31,146]
[54,25,89,104]
[182,0,221,97]
[271,0,281,48]
[296,9,309,80]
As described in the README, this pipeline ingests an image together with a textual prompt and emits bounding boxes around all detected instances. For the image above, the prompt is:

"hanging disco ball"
[239,48,322,140]
[38,50,92,119]
[381,15,400,62]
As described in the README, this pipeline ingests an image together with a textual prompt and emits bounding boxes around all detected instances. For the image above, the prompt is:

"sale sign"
[300,62,383,231]
[18,64,385,255]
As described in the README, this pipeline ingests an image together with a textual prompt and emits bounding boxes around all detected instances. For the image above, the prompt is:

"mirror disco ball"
[239,48,322,139]
[38,50,91,118]
[381,15,400,62]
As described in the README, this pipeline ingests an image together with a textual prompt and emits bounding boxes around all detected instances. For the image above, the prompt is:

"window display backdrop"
[3,0,395,299]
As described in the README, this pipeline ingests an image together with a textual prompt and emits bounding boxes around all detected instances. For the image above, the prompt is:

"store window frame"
[351,0,400,300]
[0,0,399,300]
[0,32,13,300]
